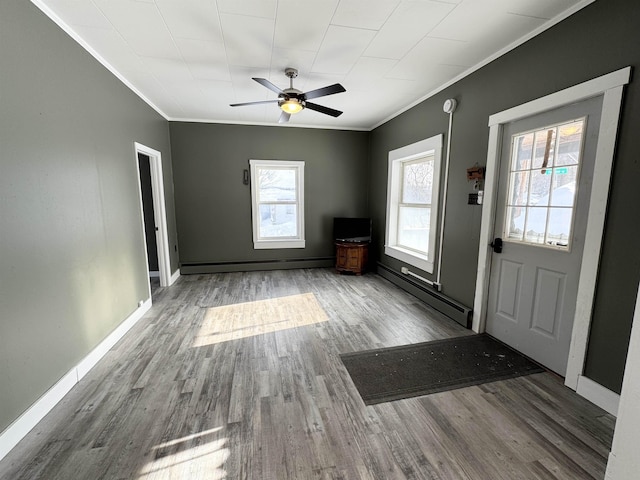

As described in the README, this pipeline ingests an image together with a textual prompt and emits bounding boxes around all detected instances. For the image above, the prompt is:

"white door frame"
[135,142,172,288]
[473,67,631,392]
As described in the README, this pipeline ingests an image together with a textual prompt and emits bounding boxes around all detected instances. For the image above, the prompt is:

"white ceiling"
[34,0,591,130]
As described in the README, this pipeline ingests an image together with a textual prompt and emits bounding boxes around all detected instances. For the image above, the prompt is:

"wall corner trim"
[576,375,620,416]
[0,299,152,462]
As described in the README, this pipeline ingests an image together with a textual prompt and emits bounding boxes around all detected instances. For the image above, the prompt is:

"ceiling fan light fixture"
[231,68,344,123]
[279,98,304,114]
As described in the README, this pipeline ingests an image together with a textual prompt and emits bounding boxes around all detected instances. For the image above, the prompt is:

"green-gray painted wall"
[169,123,369,267]
[0,0,178,432]
[369,0,640,393]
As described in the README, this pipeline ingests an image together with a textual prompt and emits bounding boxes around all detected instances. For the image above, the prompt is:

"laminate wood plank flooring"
[0,268,614,479]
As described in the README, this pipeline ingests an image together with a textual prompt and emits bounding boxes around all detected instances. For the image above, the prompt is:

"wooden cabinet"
[335,241,369,275]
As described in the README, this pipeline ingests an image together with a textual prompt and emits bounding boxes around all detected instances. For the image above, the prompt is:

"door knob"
[490,237,503,253]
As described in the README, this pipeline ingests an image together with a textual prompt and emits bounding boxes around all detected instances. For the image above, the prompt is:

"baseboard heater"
[180,257,334,274]
[376,262,472,328]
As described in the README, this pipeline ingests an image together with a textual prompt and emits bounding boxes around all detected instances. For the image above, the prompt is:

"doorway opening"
[135,142,172,292]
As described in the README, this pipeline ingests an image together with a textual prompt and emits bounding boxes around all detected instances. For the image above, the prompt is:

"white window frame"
[385,135,443,273]
[249,159,305,249]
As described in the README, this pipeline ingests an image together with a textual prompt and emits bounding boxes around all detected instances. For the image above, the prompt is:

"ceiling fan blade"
[305,102,343,117]
[278,111,291,123]
[230,99,280,107]
[303,83,346,100]
[253,77,283,94]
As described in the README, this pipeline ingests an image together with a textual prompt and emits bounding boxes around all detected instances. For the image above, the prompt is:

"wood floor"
[0,269,614,479]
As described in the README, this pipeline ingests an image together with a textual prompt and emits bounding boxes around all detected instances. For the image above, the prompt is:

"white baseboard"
[576,375,620,416]
[77,298,152,380]
[169,269,180,286]
[606,452,618,479]
[0,369,77,463]
[0,298,152,462]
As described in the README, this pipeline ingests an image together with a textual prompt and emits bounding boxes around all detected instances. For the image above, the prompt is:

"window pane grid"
[503,119,585,250]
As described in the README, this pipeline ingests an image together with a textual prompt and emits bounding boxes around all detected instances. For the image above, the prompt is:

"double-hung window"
[385,135,443,273]
[249,159,305,249]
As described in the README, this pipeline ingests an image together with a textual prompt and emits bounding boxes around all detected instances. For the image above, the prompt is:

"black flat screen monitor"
[333,217,371,243]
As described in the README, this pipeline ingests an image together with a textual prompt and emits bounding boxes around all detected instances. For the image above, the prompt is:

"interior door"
[486,96,603,376]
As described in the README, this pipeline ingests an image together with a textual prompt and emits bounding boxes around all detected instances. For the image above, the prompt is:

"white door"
[486,97,603,376]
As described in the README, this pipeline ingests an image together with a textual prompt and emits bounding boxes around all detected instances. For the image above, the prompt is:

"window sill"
[254,239,305,250]
[384,245,433,273]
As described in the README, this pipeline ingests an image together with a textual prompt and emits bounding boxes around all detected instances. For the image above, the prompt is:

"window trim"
[385,135,443,273]
[249,159,305,249]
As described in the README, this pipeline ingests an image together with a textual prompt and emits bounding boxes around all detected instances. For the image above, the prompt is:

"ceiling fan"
[230,68,346,123]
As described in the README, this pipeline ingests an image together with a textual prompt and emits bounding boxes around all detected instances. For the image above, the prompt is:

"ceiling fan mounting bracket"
[284,67,298,79]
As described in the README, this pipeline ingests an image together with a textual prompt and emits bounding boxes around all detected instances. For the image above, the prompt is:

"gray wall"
[169,122,369,269]
[0,0,177,432]
[369,0,640,393]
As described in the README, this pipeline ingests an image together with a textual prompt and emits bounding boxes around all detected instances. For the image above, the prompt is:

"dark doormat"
[340,334,545,405]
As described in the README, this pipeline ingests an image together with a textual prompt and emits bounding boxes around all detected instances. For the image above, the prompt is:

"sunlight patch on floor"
[194,293,329,347]
[138,428,228,479]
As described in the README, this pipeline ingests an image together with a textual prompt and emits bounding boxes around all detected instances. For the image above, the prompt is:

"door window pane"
[532,129,556,170]
[556,121,584,166]
[509,171,530,206]
[528,169,552,205]
[546,208,572,246]
[549,166,578,207]
[505,207,524,241]
[513,133,534,171]
[503,118,585,250]
[524,207,548,244]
